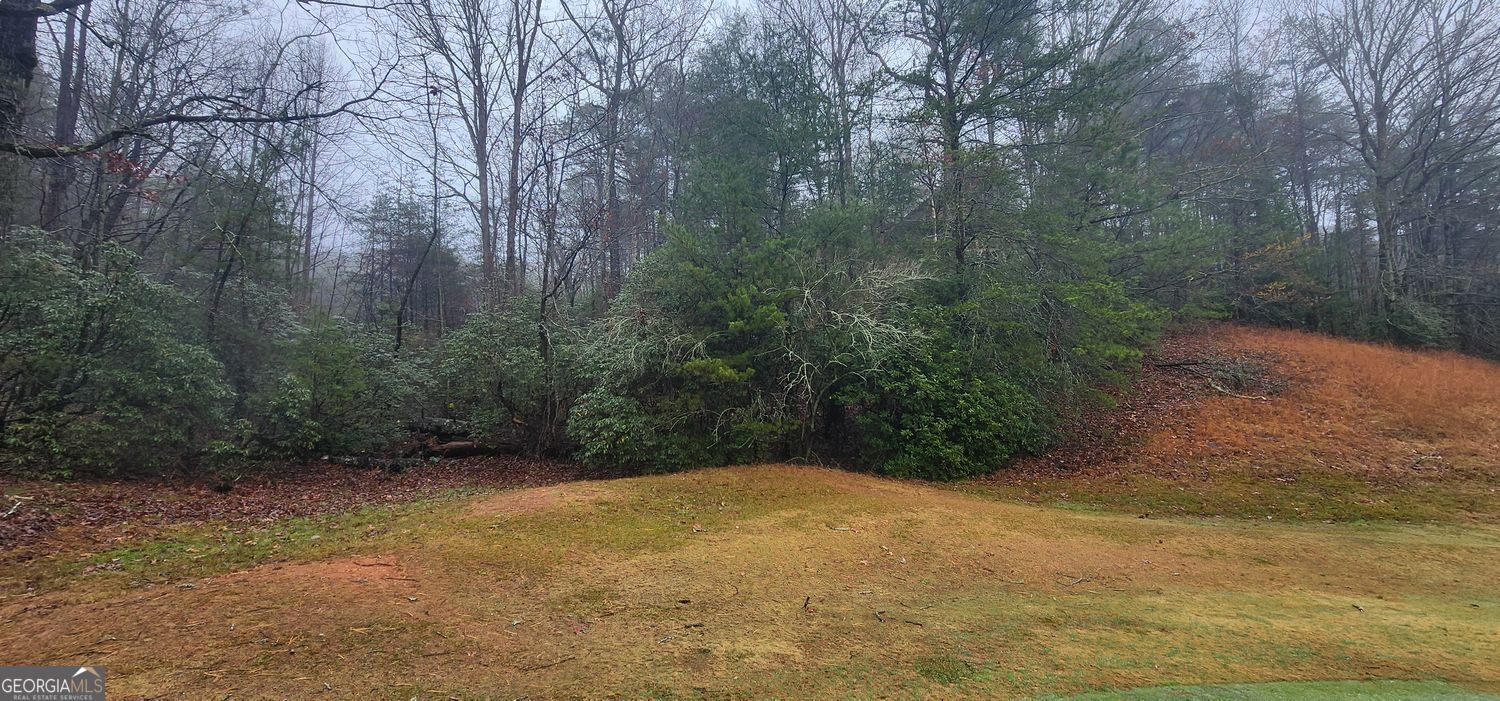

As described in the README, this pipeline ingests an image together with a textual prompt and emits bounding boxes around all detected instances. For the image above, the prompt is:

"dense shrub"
[0,230,230,475]
[837,337,1053,479]
[434,298,547,442]
[566,389,671,471]
[245,320,419,457]
[565,232,801,472]
[1385,295,1454,349]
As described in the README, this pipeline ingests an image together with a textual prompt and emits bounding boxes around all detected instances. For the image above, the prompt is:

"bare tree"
[558,0,708,299]
[764,0,883,205]
[394,0,508,301]
[1297,0,1500,322]
[501,0,551,294]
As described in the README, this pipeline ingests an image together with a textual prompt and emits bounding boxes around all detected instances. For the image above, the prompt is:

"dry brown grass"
[2,465,1497,700]
[970,325,1500,522]
[1155,326,1500,477]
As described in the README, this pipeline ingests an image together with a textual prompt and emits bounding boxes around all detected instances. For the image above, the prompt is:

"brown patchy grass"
[1,465,1497,699]
[967,324,1500,523]
[0,456,596,561]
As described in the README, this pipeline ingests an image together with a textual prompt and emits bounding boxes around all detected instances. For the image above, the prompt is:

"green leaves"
[837,329,1053,480]
[440,301,543,404]
[0,229,230,475]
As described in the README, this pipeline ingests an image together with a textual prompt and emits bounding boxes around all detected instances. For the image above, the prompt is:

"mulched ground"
[0,456,606,561]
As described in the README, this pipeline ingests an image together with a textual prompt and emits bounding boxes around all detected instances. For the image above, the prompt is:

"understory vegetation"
[2,0,1499,479]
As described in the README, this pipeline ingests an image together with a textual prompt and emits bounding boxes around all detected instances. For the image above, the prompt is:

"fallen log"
[425,439,488,458]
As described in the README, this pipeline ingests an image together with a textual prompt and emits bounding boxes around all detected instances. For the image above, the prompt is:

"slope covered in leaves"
[968,324,1500,522]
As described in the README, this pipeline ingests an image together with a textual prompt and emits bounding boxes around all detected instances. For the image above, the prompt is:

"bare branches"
[1,83,395,158]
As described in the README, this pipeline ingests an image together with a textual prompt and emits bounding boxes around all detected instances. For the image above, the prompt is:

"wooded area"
[1,0,1497,478]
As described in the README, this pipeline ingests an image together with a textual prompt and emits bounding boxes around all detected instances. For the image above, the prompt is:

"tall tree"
[559,0,707,299]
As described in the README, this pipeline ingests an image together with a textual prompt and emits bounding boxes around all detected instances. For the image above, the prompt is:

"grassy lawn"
[1042,680,1500,700]
[2,465,1496,699]
[958,467,1500,524]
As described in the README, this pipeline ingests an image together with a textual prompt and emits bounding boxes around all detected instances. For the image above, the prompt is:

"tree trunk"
[40,4,85,230]
[0,1,39,230]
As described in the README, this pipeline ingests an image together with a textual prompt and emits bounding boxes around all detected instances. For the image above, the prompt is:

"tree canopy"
[2,0,1498,477]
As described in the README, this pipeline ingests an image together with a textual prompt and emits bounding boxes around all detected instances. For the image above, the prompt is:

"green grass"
[958,466,1500,524]
[915,654,982,684]
[0,493,474,594]
[416,469,892,580]
[1038,680,1500,700]
[94,504,409,577]
[4,466,1498,700]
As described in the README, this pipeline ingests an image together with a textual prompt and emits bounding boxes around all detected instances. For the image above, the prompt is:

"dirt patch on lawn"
[0,553,455,697]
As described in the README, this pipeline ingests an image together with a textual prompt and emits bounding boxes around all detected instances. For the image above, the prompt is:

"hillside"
[970,324,1500,523]
[0,326,1497,699]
